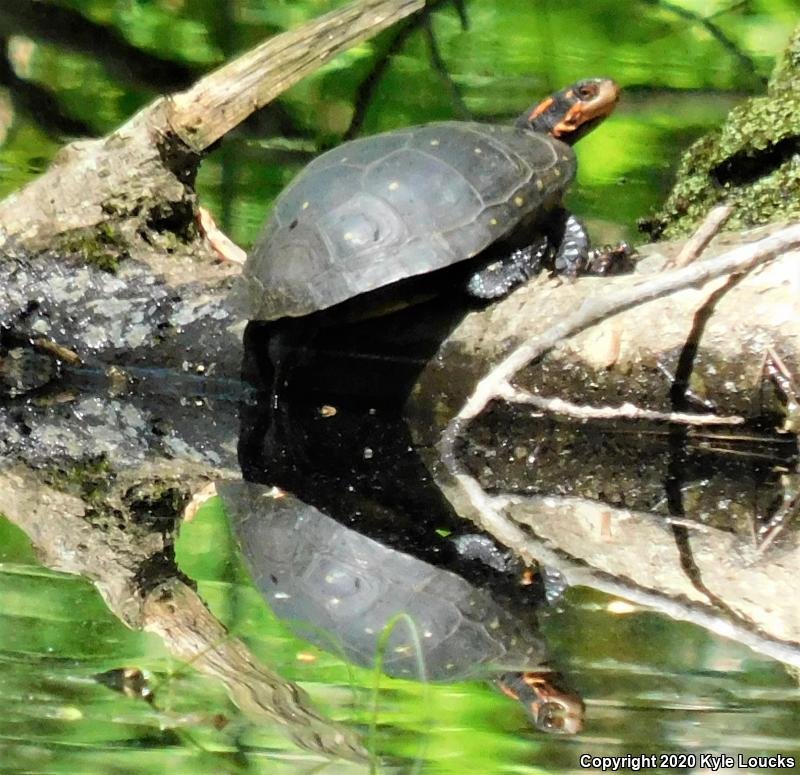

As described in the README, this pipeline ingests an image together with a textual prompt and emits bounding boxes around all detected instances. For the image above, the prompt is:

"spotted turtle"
[219,480,584,734]
[240,78,619,321]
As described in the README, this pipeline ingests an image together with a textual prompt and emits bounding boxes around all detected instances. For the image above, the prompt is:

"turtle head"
[498,670,585,735]
[518,77,620,145]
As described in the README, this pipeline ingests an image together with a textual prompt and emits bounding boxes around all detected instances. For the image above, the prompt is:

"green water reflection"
[2,499,799,773]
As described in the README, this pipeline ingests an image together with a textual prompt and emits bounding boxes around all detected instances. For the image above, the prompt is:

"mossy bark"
[642,25,800,240]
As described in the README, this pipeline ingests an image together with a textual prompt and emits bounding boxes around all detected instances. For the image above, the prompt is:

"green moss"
[643,26,800,239]
[43,455,117,506]
[41,456,185,533]
[123,480,186,526]
[60,222,128,273]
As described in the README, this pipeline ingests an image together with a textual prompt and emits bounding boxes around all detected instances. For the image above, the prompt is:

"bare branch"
[504,385,744,426]
[170,0,425,152]
[435,224,800,666]
[666,204,733,269]
[0,0,424,256]
[422,13,470,119]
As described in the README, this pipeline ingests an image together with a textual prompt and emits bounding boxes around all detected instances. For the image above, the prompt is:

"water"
[0,1,798,772]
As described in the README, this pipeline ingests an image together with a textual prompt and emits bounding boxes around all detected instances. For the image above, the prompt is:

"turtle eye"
[576,83,596,100]
[536,702,565,732]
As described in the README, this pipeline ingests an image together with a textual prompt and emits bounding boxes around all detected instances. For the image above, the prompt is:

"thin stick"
[666,204,734,269]
[764,346,800,399]
[31,336,81,365]
[196,207,247,265]
[502,385,744,426]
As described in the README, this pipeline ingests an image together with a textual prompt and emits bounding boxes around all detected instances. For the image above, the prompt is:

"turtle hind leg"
[551,210,590,276]
[466,235,550,299]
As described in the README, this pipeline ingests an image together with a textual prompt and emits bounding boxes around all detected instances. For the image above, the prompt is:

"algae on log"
[0,0,423,264]
[643,25,800,239]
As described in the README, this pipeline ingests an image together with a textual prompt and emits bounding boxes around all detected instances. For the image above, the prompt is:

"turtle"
[219,480,585,734]
[239,77,620,322]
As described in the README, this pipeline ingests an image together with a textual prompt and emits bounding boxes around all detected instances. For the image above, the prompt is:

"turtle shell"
[220,481,546,682]
[242,122,576,320]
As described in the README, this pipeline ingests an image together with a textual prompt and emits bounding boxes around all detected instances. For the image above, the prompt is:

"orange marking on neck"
[499,682,520,701]
[551,104,583,137]
[528,96,554,122]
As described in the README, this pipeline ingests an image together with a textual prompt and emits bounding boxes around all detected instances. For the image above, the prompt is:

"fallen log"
[406,219,800,666]
[416,221,800,435]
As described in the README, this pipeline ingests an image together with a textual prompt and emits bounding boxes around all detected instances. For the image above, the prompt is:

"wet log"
[410,221,800,433]
[143,580,367,761]
[1,248,243,387]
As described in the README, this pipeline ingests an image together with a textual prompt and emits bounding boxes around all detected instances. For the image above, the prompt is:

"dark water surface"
[1,1,799,772]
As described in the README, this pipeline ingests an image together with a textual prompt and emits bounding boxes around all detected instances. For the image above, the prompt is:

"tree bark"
[412,222,800,434]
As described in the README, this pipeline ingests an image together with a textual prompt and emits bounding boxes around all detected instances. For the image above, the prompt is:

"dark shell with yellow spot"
[242,122,575,320]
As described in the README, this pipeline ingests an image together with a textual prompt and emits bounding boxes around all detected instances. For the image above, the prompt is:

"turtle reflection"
[220,480,584,735]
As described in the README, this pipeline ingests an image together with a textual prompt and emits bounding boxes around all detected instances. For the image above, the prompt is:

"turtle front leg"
[551,209,590,277]
[466,235,550,299]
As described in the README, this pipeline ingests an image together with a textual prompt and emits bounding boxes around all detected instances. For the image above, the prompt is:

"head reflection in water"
[498,671,585,734]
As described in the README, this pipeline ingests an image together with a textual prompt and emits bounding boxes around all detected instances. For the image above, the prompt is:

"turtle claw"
[587,240,637,275]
